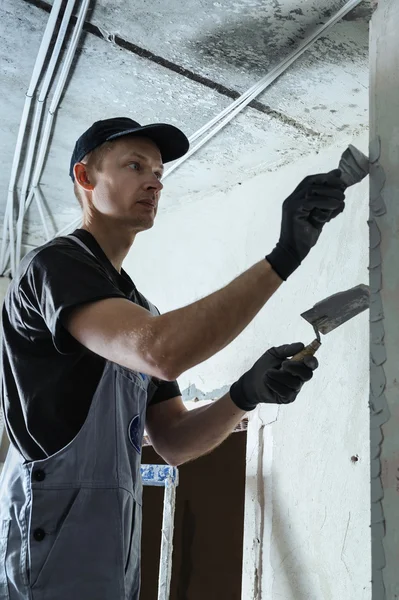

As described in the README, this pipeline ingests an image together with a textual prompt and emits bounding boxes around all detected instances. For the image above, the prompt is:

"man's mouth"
[137,199,156,209]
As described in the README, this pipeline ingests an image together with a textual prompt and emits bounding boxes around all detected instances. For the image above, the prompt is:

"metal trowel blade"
[301,284,370,336]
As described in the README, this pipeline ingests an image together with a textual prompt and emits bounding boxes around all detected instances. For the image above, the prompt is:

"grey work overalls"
[0,236,157,599]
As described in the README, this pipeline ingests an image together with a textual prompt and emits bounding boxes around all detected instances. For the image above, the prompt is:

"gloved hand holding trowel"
[230,144,370,410]
[230,283,370,409]
[266,144,369,282]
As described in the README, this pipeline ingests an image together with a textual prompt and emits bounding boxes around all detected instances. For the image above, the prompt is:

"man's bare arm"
[145,394,246,467]
[66,259,281,380]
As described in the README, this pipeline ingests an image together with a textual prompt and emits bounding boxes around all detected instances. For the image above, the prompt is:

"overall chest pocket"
[114,367,149,491]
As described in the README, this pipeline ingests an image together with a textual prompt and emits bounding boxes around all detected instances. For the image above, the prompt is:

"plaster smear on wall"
[125,129,370,599]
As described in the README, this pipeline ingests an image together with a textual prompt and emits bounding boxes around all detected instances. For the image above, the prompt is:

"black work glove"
[266,169,346,280]
[230,343,318,411]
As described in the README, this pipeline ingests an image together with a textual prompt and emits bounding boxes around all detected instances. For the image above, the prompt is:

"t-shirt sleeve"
[149,379,181,405]
[21,243,125,353]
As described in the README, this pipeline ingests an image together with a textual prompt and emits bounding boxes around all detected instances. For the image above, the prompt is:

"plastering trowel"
[292,284,370,360]
[291,143,370,361]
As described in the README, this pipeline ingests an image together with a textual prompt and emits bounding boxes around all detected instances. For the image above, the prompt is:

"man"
[0,117,346,599]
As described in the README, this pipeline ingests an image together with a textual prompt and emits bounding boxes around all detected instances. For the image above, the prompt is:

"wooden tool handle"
[291,339,321,361]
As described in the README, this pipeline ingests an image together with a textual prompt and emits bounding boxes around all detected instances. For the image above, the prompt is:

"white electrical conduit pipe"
[0,196,50,276]
[34,188,51,240]
[51,214,81,239]
[15,0,90,261]
[0,0,64,275]
[29,0,91,187]
[188,0,363,147]
[15,0,78,264]
[2,235,43,277]
[52,0,362,241]
[2,0,90,278]
[2,0,90,274]
[164,0,363,178]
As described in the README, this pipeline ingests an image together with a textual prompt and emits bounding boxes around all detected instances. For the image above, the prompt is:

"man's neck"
[81,220,136,273]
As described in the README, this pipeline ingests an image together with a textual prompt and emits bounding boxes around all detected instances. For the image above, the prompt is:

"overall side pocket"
[0,519,11,600]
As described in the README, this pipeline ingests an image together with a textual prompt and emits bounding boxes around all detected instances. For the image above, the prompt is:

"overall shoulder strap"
[67,234,97,259]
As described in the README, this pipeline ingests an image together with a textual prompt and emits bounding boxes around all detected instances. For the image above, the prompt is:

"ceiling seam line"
[22,0,322,138]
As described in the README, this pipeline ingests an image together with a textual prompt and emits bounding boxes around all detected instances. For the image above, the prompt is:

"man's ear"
[74,163,94,191]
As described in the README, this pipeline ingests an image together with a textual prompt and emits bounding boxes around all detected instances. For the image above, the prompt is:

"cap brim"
[106,123,189,163]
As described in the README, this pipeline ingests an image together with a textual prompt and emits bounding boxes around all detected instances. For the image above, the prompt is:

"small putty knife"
[292,284,370,361]
[338,144,369,187]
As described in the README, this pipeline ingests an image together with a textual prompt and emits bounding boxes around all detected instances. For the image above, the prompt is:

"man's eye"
[155,172,163,181]
[129,162,140,171]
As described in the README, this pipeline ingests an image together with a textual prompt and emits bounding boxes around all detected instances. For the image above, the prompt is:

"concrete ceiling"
[1,0,371,249]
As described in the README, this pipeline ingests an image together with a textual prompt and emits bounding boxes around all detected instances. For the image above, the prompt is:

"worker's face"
[88,136,164,231]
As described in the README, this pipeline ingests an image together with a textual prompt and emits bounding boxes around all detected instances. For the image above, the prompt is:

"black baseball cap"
[69,117,190,181]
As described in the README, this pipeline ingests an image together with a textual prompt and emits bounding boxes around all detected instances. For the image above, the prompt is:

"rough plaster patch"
[182,383,229,402]
[369,136,381,163]
[369,135,390,598]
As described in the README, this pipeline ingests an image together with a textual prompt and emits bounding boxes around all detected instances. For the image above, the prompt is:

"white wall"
[124,132,370,599]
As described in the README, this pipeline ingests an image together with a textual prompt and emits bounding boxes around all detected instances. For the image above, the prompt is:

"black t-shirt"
[1,229,181,461]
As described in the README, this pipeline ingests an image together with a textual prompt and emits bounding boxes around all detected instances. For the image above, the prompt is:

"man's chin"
[130,217,155,232]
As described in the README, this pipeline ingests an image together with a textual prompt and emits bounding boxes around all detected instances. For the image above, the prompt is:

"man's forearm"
[152,259,282,379]
[154,394,246,467]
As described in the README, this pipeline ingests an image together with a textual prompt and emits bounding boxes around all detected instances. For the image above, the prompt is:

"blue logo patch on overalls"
[128,415,142,454]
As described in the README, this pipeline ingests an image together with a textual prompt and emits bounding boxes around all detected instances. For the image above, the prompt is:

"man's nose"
[144,176,163,192]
